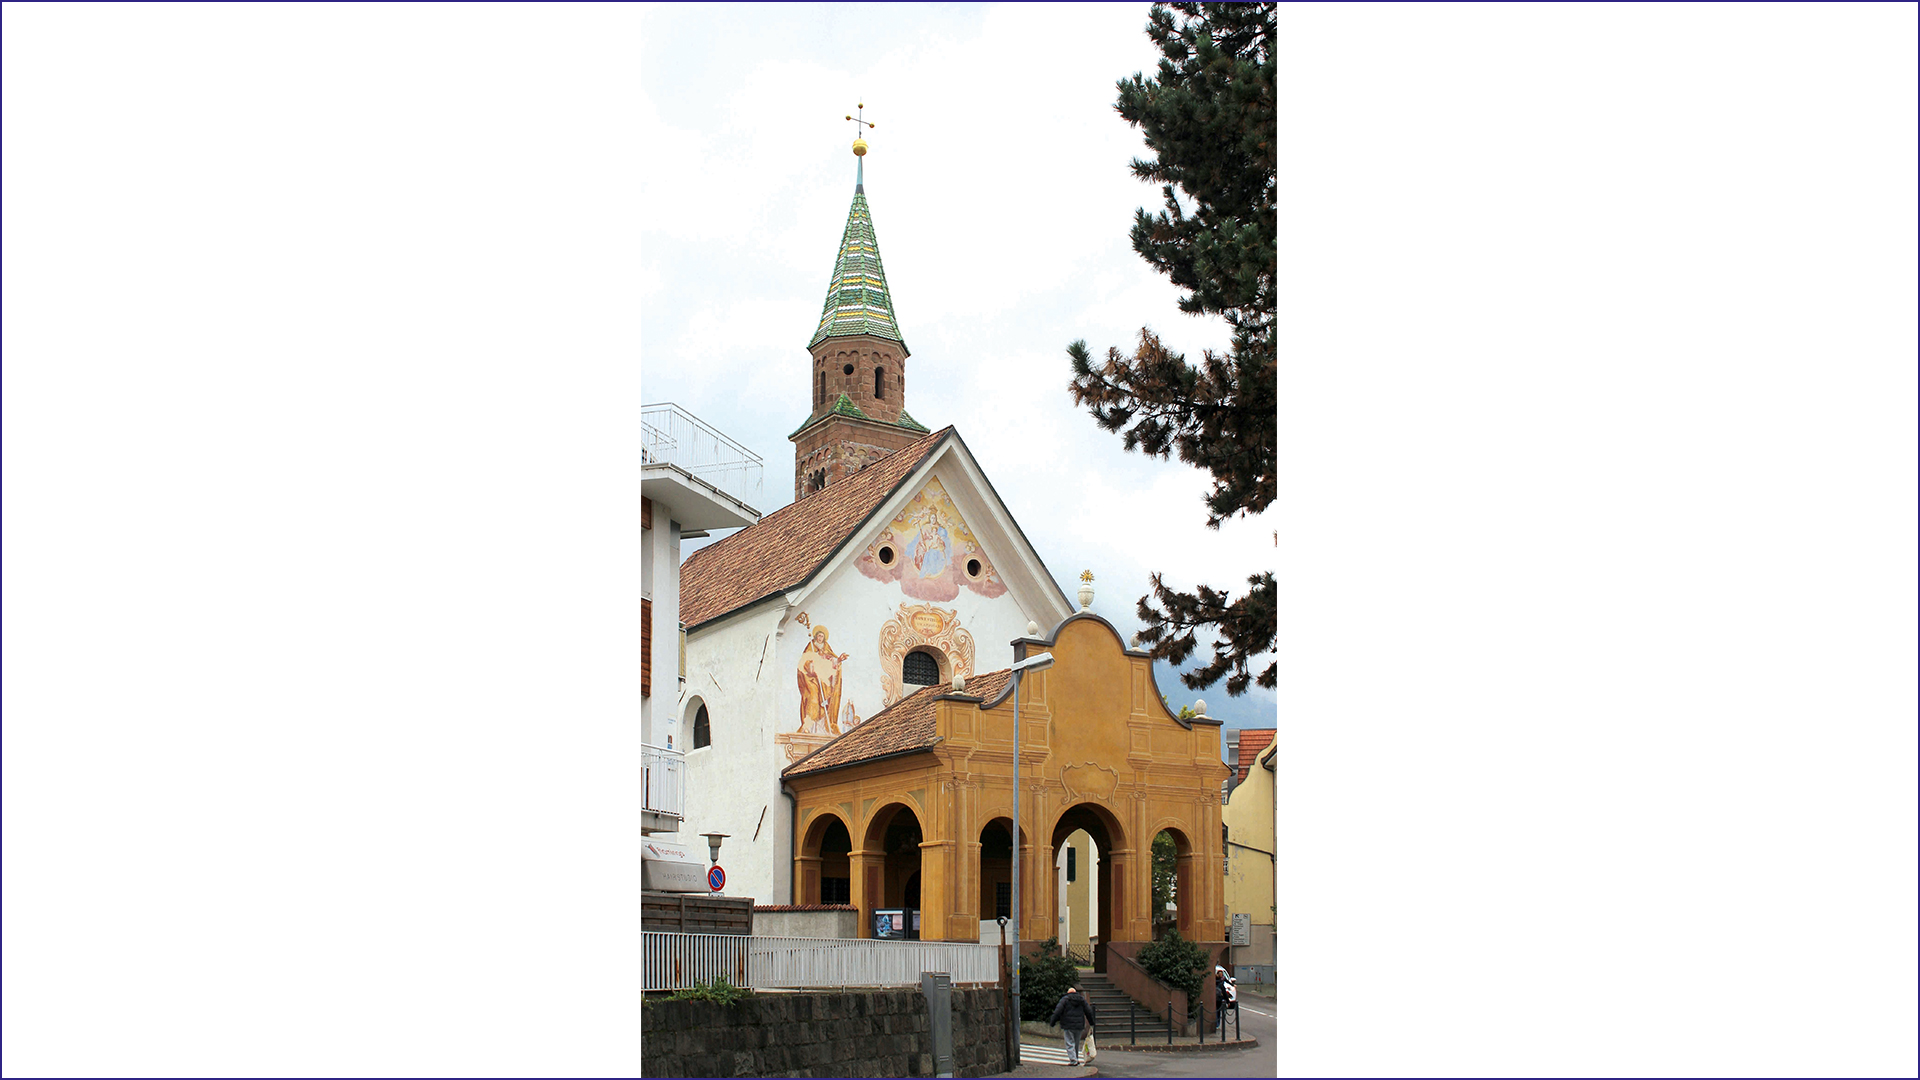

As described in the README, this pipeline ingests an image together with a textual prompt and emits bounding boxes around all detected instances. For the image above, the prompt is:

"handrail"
[1106,948,1192,1030]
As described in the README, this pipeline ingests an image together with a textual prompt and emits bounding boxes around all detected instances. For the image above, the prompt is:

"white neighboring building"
[640,402,762,838]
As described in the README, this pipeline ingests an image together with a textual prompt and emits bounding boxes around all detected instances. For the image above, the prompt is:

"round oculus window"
[842,363,855,375]
[877,545,895,565]
[966,558,982,577]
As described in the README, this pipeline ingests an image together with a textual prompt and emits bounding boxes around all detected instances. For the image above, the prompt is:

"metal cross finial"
[844,101,876,134]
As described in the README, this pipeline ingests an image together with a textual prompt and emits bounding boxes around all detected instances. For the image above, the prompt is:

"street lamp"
[701,832,728,893]
[978,644,1054,1060]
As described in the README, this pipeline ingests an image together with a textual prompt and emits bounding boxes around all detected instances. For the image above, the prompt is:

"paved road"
[1080,1000,1278,1078]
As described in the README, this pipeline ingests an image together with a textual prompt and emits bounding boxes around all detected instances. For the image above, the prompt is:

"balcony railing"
[642,742,684,824]
[641,932,999,991]
[641,402,764,510]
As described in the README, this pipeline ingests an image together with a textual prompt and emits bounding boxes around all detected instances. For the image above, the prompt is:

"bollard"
[1235,1002,1241,1041]
[1166,1000,1173,1045]
[1130,999,1137,1045]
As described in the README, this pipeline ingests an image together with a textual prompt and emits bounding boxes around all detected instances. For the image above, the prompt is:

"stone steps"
[1073,972,1163,1031]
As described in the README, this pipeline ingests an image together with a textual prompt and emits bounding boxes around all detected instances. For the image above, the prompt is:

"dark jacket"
[1051,990,1096,1032]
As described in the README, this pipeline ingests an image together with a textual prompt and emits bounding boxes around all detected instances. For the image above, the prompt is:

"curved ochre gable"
[1034,610,1206,730]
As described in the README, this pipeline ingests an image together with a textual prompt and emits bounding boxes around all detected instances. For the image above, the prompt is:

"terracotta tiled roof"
[1234,728,1276,782]
[679,427,951,630]
[784,668,1014,780]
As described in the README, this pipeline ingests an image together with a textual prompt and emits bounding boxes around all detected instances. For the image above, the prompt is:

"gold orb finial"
[852,138,868,156]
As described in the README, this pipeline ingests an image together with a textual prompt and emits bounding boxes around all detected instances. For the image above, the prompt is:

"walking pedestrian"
[1050,985,1097,1066]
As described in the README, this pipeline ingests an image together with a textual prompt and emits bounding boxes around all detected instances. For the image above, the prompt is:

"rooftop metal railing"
[642,742,685,823]
[640,402,764,510]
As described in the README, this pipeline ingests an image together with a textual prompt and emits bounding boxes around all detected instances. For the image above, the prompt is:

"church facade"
[675,145,1075,906]
[673,139,1228,968]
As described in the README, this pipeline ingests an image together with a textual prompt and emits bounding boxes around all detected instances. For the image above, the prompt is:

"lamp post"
[979,645,1054,1059]
[701,832,728,894]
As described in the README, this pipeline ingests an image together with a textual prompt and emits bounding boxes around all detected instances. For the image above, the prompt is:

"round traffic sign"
[707,865,726,891]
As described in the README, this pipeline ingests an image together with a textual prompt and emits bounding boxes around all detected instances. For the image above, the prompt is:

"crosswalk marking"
[1019,1042,1078,1065]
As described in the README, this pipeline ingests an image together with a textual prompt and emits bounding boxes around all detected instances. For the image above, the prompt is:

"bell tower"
[790,109,929,499]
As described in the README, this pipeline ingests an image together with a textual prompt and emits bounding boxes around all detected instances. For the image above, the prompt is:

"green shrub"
[1135,929,1207,1002]
[664,975,750,1006]
[1018,937,1080,1022]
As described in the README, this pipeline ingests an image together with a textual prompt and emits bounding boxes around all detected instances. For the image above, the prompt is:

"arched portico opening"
[977,816,1030,927]
[1050,801,1127,972]
[861,802,924,938]
[796,813,853,906]
[1151,825,1200,941]
[1054,829,1098,963]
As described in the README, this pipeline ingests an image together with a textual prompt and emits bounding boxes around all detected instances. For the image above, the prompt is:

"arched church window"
[693,704,710,749]
[902,649,940,687]
[818,370,824,405]
[874,366,885,399]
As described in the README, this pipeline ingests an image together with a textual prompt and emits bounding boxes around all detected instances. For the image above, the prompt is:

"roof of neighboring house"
[678,427,951,630]
[1234,728,1276,783]
[783,668,1014,780]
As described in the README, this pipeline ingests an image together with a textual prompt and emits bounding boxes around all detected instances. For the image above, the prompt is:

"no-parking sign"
[707,865,726,892]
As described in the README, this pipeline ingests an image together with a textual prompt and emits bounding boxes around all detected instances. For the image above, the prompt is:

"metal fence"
[640,402,764,510]
[641,742,684,823]
[642,933,998,991]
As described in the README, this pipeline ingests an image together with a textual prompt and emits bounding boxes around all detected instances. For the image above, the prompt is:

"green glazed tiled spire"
[808,183,909,356]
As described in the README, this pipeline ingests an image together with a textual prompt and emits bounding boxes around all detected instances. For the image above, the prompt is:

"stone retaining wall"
[641,986,1008,1078]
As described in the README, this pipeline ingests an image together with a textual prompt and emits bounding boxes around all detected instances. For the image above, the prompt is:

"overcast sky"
[639,3,1278,730]
[3,3,1914,1076]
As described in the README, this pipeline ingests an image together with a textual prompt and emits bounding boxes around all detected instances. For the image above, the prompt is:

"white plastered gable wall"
[678,435,1074,906]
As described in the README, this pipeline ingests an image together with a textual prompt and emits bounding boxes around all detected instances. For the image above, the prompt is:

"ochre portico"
[784,611,1229,962]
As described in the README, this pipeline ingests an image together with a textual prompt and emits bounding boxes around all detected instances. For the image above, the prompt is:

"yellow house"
[782,611,1230,969]
[1222,735,1276,982]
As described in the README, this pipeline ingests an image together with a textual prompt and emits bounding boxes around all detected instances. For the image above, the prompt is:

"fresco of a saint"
[796,625,848,736]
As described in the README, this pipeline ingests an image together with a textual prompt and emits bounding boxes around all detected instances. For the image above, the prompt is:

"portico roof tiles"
[783,668,1014,779]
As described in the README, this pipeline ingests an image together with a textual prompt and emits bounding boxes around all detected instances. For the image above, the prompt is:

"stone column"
[1019,837,1047,946]
[849,849,884,938]
[1106,848,1141,942]
[1175,850,1201,939]
[794,854,823,906]
[919,839,955,941]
